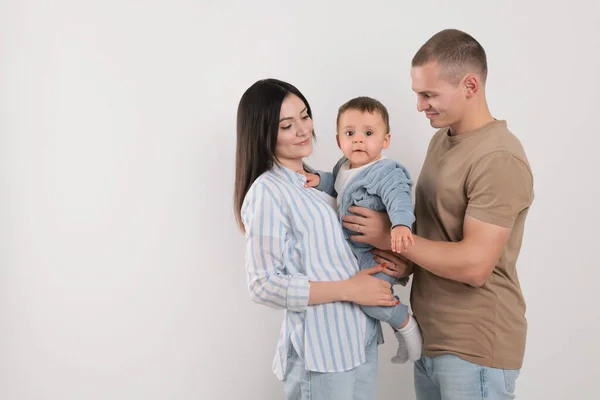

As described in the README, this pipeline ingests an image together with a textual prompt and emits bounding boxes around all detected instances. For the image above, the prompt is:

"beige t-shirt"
[411,120,534,369]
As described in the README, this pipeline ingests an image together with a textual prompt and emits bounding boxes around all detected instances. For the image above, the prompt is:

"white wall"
[1,1,598,399]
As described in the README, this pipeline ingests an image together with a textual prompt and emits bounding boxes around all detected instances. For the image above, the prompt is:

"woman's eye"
[281,125,292,130]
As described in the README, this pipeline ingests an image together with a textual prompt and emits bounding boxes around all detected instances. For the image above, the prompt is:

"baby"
[302,96,422,363]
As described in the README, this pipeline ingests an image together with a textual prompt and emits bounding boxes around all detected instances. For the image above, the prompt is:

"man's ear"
[464,74,480,98]
[382,133,391,149]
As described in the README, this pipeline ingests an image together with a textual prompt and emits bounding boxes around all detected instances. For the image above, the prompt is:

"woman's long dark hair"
[234,78,313,232]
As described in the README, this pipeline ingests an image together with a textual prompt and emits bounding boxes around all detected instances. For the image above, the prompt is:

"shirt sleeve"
[242,182,310,312]
[377,167,415,230]
[315,171,336,197]
[466,151,534,228]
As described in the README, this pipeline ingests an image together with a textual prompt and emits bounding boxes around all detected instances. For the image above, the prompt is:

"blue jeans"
[415,355,520,400]
[283,319,380,400]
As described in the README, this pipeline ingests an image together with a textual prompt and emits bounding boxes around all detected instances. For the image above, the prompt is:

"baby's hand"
[391,225,415,253]
[298,170,321,188]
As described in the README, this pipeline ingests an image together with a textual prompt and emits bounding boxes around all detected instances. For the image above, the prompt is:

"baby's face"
[337,109,390,168]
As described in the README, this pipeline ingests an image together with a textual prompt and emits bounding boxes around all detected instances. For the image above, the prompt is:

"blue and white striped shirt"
[241,163,372,380]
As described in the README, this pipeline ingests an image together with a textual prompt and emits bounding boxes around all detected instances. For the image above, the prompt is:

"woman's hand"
[372,249,414,279]
[343,264,398,306]
[341,206,393,251]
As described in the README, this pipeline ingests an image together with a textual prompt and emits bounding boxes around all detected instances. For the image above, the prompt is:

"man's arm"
[403,215,510,286]
[342,151,533,287]
[342,209,509,286]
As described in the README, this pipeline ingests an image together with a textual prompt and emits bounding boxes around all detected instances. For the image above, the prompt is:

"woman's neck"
[276,158,303,173]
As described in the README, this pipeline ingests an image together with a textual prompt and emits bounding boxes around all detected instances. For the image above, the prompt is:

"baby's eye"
[345,131,354,136]
[365,131,373,136]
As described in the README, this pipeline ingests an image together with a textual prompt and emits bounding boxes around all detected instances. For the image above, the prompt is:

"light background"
[1,1,598,398]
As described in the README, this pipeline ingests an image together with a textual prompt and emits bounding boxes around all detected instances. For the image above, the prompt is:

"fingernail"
[395,301,400,305]
[381,262,387,268]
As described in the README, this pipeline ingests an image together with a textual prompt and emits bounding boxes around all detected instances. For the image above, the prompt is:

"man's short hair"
[412,29,488,85]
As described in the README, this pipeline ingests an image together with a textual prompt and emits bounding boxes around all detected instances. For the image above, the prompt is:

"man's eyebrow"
[414,89,438,95]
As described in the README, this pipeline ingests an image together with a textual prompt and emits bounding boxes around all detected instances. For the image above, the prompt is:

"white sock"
[391,330,409,364]
[396,315,423,362]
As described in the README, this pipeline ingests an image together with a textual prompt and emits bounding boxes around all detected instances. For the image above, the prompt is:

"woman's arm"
[243,183,309,311]
[309,265,398,306]
[243,183,396,312]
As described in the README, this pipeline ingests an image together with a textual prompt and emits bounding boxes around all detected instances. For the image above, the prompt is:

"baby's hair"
[337,96,390,133]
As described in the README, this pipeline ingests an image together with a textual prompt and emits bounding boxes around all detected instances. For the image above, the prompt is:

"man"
[342,29,534,399]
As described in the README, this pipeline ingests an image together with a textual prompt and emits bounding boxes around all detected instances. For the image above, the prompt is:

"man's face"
[411,61,467,129]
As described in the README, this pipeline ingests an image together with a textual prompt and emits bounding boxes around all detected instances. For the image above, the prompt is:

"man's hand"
[341,206,392,250]
[391,225,415,253]
[298,170,321,188]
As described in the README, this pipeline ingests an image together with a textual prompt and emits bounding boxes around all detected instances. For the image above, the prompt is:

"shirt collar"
[272,162,307,187]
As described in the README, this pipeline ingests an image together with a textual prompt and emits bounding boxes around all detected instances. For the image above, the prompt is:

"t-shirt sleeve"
[465,151,534,228]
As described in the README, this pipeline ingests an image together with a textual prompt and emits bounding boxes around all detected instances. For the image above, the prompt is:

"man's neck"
[449,100,494,136]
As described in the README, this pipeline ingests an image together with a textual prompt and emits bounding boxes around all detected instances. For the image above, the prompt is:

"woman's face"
[275,94,313,170]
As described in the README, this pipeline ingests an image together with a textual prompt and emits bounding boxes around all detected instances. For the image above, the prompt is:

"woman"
[234,78,404,399]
